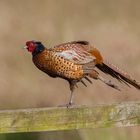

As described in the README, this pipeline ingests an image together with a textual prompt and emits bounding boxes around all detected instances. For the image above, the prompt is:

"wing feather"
[55,48,95,64]
[51,41,95,65]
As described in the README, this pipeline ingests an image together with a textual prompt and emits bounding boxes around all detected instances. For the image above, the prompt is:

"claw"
[58,102,75,108]
[67,102,75,108]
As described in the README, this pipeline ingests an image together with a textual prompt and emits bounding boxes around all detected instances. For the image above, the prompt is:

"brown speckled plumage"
[25,40,140,107]
[33,49,84,80]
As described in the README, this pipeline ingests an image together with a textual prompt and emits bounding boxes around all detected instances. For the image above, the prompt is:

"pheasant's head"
[25,41,45,56]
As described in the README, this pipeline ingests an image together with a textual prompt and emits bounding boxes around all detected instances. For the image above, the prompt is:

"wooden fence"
[0,101,140,134]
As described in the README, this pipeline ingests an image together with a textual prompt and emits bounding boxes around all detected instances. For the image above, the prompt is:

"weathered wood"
[0,102,140,134]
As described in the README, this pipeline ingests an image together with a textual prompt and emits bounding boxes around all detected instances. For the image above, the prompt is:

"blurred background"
[0,0,140,139]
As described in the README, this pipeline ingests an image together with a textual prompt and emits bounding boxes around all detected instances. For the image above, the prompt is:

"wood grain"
[0,102,140,134]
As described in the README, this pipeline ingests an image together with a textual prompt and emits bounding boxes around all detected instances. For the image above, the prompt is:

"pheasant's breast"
[33,50,84,80]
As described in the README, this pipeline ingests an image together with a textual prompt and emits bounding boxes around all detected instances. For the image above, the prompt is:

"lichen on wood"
[0,102,140,134]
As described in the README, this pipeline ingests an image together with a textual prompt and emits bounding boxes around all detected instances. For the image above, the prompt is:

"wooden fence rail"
[0,102,140,134]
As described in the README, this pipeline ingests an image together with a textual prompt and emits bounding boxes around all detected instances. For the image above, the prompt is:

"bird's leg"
[69,90,74,106]
[67,81,76,108]
[58,81,76,108]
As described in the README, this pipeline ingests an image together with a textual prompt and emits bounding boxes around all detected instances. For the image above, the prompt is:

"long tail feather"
[87,69,120,91]
[85,76,93,84]
[96,60,140,90]
[98,76,121,91]
[81,79,87,87]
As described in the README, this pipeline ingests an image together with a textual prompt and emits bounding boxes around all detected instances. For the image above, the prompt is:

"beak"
[23,46,27,49]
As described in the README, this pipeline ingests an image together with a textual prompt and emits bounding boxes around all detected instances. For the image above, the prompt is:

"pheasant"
[24,40,140,107]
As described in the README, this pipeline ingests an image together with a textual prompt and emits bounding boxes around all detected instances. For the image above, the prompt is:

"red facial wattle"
[27,45,35,52]
[26,41,36,53]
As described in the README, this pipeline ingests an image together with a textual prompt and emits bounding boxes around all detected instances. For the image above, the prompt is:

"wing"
[50,41,95,65]
[54,46,95,65]
[51,40,91,52]
[50,40,105,67]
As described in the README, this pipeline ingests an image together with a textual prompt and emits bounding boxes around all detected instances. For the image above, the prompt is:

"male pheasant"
[24,40,140,107]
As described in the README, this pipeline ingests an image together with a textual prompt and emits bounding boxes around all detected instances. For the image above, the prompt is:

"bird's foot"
[66,102,75,108]
[58,102,75,108]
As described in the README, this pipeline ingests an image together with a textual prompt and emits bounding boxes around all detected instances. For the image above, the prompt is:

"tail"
[96,60,140,90]
[98,75,121,91]
[86,70,121,91]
